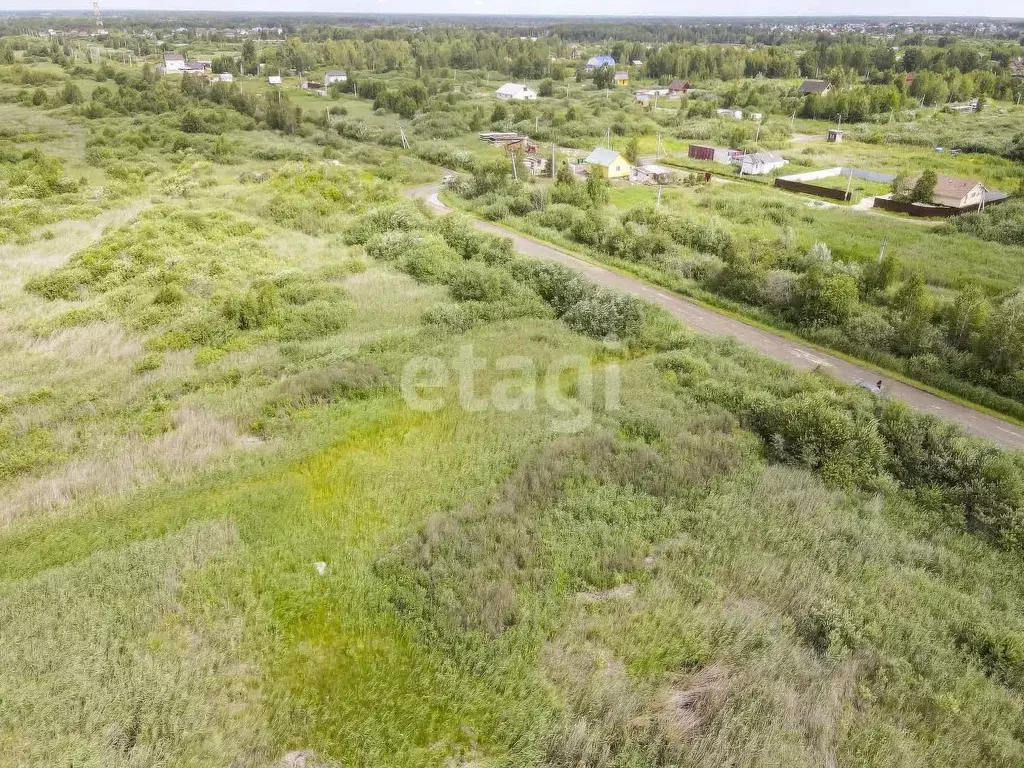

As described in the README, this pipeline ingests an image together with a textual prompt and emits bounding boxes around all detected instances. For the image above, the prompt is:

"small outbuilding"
[827,129,844,143]
[737,152,787,176]
[584,147,630,179]
[495,83,538,101]
[667,79,691,95]
[614,71,629,87]
[324,70,347,86]
[631,164,675,185]
[688,145,741,164]
[716,108,743,120]
[268,74,282,85]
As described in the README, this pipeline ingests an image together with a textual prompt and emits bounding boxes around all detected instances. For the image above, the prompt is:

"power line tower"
[92,0,103,30]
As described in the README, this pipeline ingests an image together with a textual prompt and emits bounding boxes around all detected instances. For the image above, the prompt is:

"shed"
[584,147,630,179]
[631,164,675,185]
[827,129,844,143]
[268,74,282,85]
[614,71,629,87]
[688,145,740,164]
[738,152,786,176]
[716,108,743,120]
[324,70,347,85]
[217,72,234,82]
[667,80,690,94]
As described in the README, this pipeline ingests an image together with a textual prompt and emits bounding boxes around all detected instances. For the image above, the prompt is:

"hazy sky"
[6,1,1023,17]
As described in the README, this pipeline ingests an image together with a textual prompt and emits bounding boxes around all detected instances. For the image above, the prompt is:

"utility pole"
[656,184,662,207]
[605,126,611,148]
[845,169,854,201]
[551,142,556,178]
[755,121,762,143]
[92,0,103,30]
[790,110,796,131]
[878,235,887,263]
[398,123,409,149]
[511,153,518,181]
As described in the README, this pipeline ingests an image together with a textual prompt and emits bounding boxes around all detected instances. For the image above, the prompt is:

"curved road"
[409,183,1024,449]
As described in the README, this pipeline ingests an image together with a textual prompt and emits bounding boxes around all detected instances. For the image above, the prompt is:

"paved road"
[408,183,1024,449]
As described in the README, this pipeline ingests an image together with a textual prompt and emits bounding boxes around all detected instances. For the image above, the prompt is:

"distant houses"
[798,80,831,95]
[584,147,630,179]
[495,83,538,101]
[584,55,616,72]
[668,80,691,95]
[737,152,787,176]
[614,71,630,87]
[324,70,347,86]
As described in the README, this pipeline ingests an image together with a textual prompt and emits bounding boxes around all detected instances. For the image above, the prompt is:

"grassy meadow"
[2,36,1024,768]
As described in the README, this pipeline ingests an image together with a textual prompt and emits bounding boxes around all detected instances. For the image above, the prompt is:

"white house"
[716,108,744,120]
[737,152,787,176]
[162,52,185,73]
[268,74,282,85]
[324,70,347,86]
[495,83,537,101]
[217,72,234,83]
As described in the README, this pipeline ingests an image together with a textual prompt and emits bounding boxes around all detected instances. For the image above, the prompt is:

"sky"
[4,1,1023,18]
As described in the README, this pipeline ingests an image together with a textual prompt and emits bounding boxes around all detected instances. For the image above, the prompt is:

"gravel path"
[408,183,1024,449]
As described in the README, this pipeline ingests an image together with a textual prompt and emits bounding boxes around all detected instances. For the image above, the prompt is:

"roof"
[586,55,616,67]
[932,175,986,199]
[496,82,534,96]
[668,79,690,90]
[640,164,673,174]
[325,69,347,76]
[163,52,184,61]
[742,152,785,164]
[799,79,830,94]
[585,148,624,167]
[614,71,629,79]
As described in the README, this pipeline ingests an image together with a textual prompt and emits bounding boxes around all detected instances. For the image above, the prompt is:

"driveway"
[407,183,1024,449]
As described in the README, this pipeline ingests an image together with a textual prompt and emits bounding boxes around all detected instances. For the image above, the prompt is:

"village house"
[584,147,630,179]
[667,80,691,95]
[614,71,629,87]
[584,55,616,72]
[324,70,347,86]
[216,72,234,83]
[928,176,988,209]
[737,152,787,176]
[716,108,744,120]
[162,52,186,73]
[268,74,282,85]
[798,79,831,95]
[495,83,537,101]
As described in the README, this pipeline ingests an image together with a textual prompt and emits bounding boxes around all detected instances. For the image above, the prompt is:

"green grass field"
[3,44,1024,768]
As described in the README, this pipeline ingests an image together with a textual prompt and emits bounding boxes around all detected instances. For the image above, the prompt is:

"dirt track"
[408,183,1024,449]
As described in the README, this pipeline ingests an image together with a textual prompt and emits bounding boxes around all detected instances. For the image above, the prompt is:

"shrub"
[221,283,281,331]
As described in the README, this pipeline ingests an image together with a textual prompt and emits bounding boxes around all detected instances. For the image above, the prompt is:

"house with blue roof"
[584,55,616,72]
